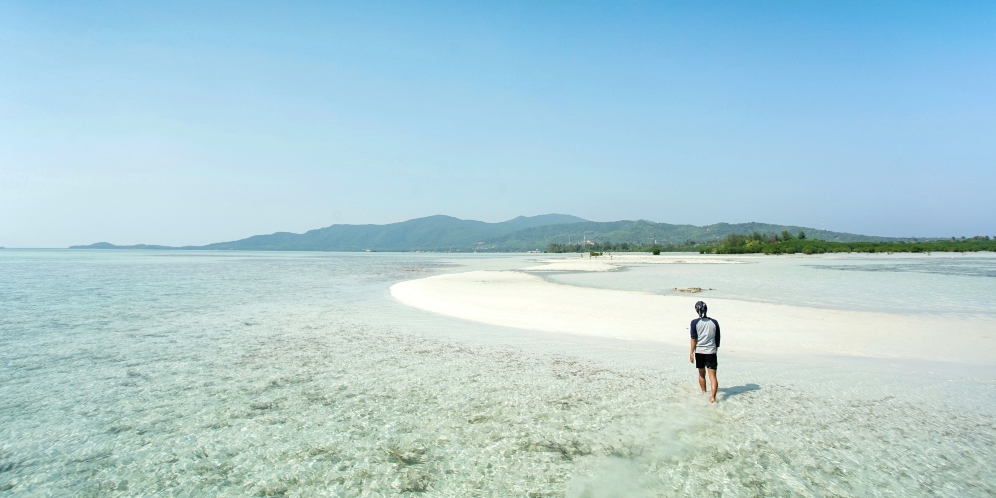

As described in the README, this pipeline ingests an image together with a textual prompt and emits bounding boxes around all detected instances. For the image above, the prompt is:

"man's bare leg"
[707,368,718,403]
[697,368,707,393]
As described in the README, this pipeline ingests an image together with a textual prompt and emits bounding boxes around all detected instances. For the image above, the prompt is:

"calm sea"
[1,250,994,496]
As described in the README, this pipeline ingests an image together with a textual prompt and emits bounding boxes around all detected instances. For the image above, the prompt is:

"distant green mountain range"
[482,220,895,251]
[71,214,896,252]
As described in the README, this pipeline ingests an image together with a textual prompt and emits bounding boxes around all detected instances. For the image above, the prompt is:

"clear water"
[543,253,996,317]
[1,250,994,496]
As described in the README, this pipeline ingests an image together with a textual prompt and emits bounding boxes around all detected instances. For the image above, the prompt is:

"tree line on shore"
[546,231,996,255]
[545,241,703,254]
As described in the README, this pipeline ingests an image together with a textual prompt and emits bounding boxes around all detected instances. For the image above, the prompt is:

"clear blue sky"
[2,1,994,247]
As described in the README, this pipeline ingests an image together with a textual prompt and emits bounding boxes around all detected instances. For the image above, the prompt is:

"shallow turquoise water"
[1,250,994,496]
[544,253,996,316]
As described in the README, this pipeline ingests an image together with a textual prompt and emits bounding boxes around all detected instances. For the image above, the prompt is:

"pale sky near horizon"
[2,1,994,247]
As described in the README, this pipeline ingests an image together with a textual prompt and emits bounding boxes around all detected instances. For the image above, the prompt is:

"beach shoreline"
[391,263,996,366]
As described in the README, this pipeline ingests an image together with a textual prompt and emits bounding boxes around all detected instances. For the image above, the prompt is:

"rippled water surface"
[1,250,994,496]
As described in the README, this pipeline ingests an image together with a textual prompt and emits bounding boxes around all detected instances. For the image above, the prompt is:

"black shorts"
[695,353,718,370]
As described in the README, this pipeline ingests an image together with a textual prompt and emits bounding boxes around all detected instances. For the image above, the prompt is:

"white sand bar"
[520,254,745,272]
[520,260,620,272]
[392,270,996,364]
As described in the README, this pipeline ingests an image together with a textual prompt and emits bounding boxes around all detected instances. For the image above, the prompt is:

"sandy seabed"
[4,251,995,496]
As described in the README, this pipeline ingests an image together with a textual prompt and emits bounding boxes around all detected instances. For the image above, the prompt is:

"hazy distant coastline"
[70,214,897,253]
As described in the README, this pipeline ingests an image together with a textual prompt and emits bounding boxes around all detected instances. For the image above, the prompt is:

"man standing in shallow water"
[689,301,720,403]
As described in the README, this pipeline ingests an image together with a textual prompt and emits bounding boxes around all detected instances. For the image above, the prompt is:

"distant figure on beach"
[689,301,720,403]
